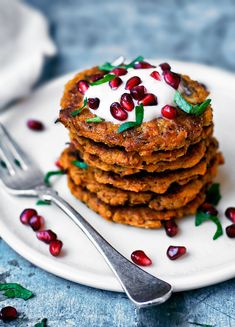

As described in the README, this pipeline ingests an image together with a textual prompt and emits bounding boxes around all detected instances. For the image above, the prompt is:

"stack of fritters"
[59,67,223,228]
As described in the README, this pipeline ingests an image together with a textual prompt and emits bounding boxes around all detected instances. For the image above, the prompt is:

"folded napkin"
[0,0,56,109]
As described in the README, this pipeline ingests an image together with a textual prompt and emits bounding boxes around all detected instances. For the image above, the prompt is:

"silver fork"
[0,122,172,308]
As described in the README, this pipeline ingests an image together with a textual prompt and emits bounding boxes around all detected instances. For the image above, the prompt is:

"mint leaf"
[72,160,88,169]
[125,56,144,69]
[98,56,144,71]
[35,318,47,327]
[174,91,211,116]
[86,116,104,123]
[117,104,144,133]
[36,200,51,206]
[71,98,88,117]
[0,283,33,300]
[206,183,221,205]
[44,170,66,187]
[195,211,223,240]
[90,74,115,86]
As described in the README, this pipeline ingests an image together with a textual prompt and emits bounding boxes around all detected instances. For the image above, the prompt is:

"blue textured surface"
[1,0,235,326]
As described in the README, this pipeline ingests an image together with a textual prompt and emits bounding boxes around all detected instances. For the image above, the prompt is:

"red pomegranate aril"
[138,93,158,106]
[49,240,63,256]
[130,85,146,100]
[89,73,104,82]
[77,80,89,94]
[109,76,123,90]
[111,67,127,76]
[163,71,181,89]
[27,120,44,131]
[110,102,128,121]
[161,105,177,119]
[20,208,38,225]
[225,207,235,223]
[131,250,152,266]
[134,61,156,69]
[88,97,100,110]
[0,306,18,321]
[29,215,44,231]
[164,220,178,237]
[167,246,186,260]
[226,224,235,238]
[150,71,161,81]
[55,159,63,170]
[200,202,218,216]
[159,62,171,71]
[120,93,134,111]
[125,76,141,90]
[36,229,57,244]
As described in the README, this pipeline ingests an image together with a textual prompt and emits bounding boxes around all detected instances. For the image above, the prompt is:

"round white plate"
[0,60,235,293]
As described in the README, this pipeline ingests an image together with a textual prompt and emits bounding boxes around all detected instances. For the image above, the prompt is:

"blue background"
[1,0,235,326]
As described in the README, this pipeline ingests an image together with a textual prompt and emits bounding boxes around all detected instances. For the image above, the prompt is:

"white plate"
[0,60,235,293]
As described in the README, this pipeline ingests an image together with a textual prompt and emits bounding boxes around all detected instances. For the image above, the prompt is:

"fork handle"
[41,189,172,307]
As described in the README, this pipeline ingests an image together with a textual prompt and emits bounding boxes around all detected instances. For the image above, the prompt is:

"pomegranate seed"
[120,93,134,111]
[225,207,235,223]
[27,120,44,131]
[150,71,161,81]
[226,224,235,238]
[55,159,63,169]
[29,215,44,231]
[134,61,156,69]
[110,102,128,121]
[164,220,178,237]
[77,80,89,94]
[167,246,186,260]
[36,229,57,244]
[138,93,158,106]
[163,71,181,89]
[159,62,171,71]
[125,76,141,90]
[88,97,100,110]
[89,73,104,82]
[20,208,37,225]
[111,67,127,76]
[49,240,63,256]
[131,250,152,266]
[109,76,123,90]
[0,306,17,321]
[130,85,146,100]
[200,202,218,216]
[161,105,177,119]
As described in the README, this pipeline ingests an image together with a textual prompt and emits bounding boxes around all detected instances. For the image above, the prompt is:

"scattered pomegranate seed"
[89,73,104,82]
[134,61,156,69]
[49,240,63,256]
[200,202,218,216]
[125,76,141,90]
[111,67,127,76]
[109,76,123,90]
[130,85,146,100]
[88,97,100,110]
[120,93,135,111]
[159,62,171,71]
[110,102,128,121]
[131,250,152,266]
[0,306,18,321]
[163,71,181,89]
[29,215,44,231]
[20,208,38,225]
[226,224,235,238]
[150,71,161,81]
[225,207,235,223]
[27,120,44,131]
[167,246,186,260]
[55,159,63,169]
[164,220,178,237]
[138,93,158,106]
[77,80,89,94]
[161,105,177,119]
[36,229,57,244]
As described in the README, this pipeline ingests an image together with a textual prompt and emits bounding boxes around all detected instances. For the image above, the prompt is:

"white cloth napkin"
[0,0,56,109]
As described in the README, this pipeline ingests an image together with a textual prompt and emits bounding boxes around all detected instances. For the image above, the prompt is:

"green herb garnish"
[125,55,145,69]
[35,318,47,327]
[206,183,221,205]
[44,170,66,187]
[0,283,33,300]
[98,56,144,71]
[195,211,223,240]
[36,200,51,206]
[71,98,88,117]
[90,74,116,86]
[117,104,144,133]
[86,116,104,123]
[174,91,211,116]
[72,160,88,169]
